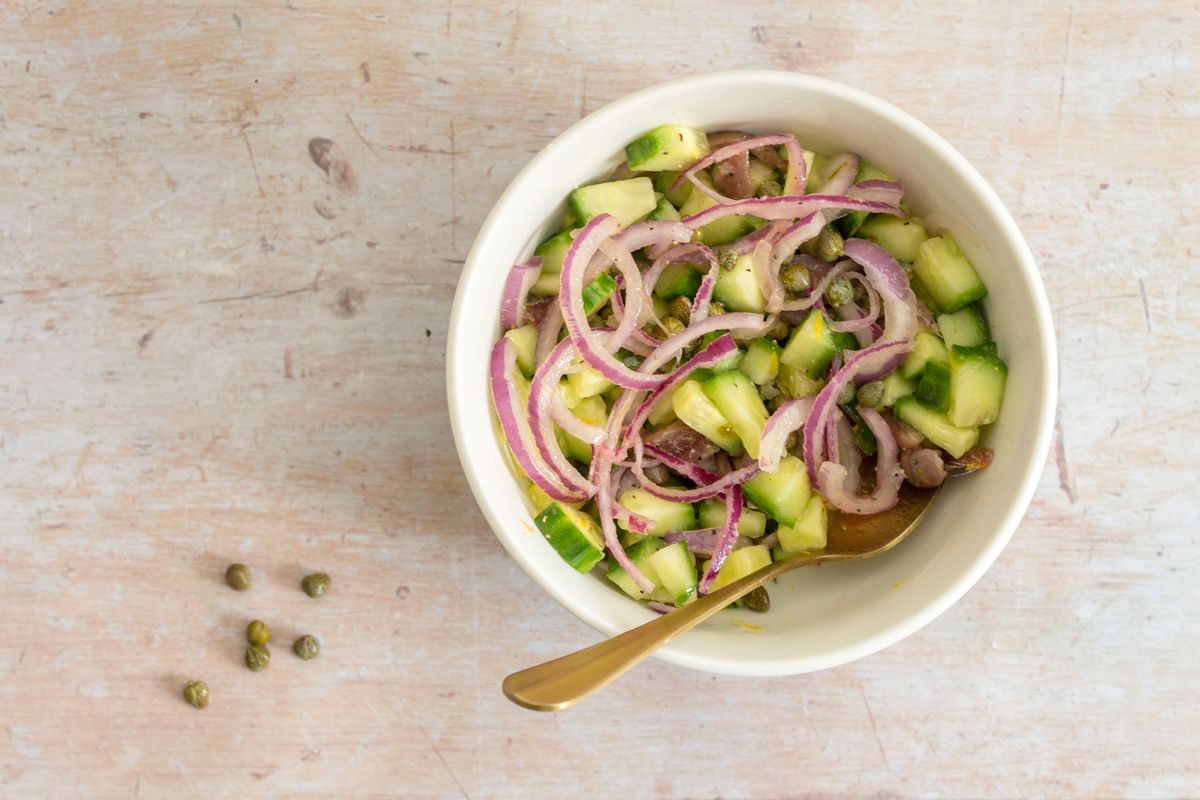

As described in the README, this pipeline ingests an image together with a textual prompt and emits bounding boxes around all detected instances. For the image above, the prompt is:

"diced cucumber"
[567,363,613,399]
[625,124,709,172]
[713,253,766,312]
[704,545,772,592]
[569,177,657,229]
[606,538,665,600]
[915,359,952,411]
[747,157,777,194]
[655,262,702,299]
[529,269,560,297]
[777,363,826,398]
[776,494,827,553]
[616,489,696,536]
[648,192,682,221]
[698,499,767,538]
[900,330,950,380]
[740,337,781,386]
[646,541,699,605]
[527,483,582,512]
[913,235,987,313]
[653,170,692,207]
[504,325,537,378]
[557,379,580,411]
[948,345,1007,427]
[743,455,810,526]
[702,369,769,459]
[645,392,678,427]
[880,369,916,407]
[679,172,757,245]
[894,396,979,458]
[534,229,575,274]
[582,272,618,316]
[780,309,857,378]
[836,161,895,237]
[534,502,605,572]
[561,395,607,464]
[671,380,743,454]
[937,303,991,349]
[857,215,929,264]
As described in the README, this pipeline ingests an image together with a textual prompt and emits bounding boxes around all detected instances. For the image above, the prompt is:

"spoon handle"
[502,553,825,711]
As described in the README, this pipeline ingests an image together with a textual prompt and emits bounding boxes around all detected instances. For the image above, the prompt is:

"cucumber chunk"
[743,455,810,527]
[527,483,582,512]
[901,330,950,380]
[534,229,575,274]
[653,170,692,207]
[504,325,537,377]
[567,363,613,400]
[582,272,618,316]
[625,124,709,172]
[937,303,991,349]
[679,172,758,245]
[776,494,828,553]
[606,538,664,600]
[914,359,952,411]
[948,345,1007,427]
[880,369,916,407]
[671,379,743,455]
[569,177,657,229]
[836,161,895,237]
[648,192,682,221]
[528,269,560,297]
[646,541,699,605]
[713,253,766,312]
[534,502,605,572]
[777,363,826,398]
[561,395,607,464]
[747,157,778,194]
[857,215,929,264]
[740,337,781,386]
[913,235,987,313]
[705,545,772,592]
[697,499,768,538]
[702,369,770,459]
[654,261,702,299]
[894,396,979,458]
[780,309,857,378]
[616,489,696,536]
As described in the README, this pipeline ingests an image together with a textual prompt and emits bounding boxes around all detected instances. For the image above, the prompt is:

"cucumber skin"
[534,503,605,572]
[742,455,810,527]
[702,369,769,459]
[915,359,952,411]
[948,345,1008,427]
[894,396,979,458]
[913,235,988,313]
[625,124,709,172]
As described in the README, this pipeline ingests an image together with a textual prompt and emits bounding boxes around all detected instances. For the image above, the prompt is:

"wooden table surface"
[2,2,1197,798]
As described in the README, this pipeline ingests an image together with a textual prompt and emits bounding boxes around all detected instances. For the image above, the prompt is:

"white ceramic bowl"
[447,71,1056,676]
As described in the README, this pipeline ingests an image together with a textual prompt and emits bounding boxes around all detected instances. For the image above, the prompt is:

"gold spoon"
[503,483,939,711]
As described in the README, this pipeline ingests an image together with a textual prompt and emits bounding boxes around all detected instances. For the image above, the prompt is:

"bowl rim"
[447,69,1057,676]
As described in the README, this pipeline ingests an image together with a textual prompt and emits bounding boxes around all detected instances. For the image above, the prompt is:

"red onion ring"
[758,397,815,472]
[816,153,859,196]
[818,407,902,514]
[673,134,806,202]
[842,238,919,380]
[630,439,760,503]
[848,179,904,207]
[699,486,743,594]
[500,257,542,330]
[682,194,900,232]
[527,337,597,497]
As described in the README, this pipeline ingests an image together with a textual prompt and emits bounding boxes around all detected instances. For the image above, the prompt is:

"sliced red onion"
[561,215,669,390]
[691,264,718,323]
[673,134,803,201]
[534,301,563,370]
[728,219,789,256]
[500,257,542,330]
[842,239,919,379]
[642,442,720,485]
[848,179,904,207]
[664,527,723,557]
[613,219,693,254]
[647,600,676,614]
[758,532,779,550]
[758,397,815,472]
[608,280,663,354]
[623,334,739,444]
[551,397,604,445]
[528,337,597,497]
[816,153,860,196]
[802,339,912,485]
[489,338,588,503]
[598,239,647,354]
[829,409,863,495]
[631,438,760,503]
[683,194,900,233]
[750,240,776,314]
[766,212,825,312]
[595,462,653,592]
[827,273,881,334]
[699,486,743,594]
[779,259,850,313]
[817,407,902,514]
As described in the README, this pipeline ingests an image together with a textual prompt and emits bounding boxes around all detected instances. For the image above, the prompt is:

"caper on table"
[246,619,270,646]
[224,563,251,591]
[301,572,331,598]
[183,680,210,709]
[245,644,271,672]
[293,635,320,661]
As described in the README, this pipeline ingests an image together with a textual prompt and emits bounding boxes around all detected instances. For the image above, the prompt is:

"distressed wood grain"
[0,1,1197,798]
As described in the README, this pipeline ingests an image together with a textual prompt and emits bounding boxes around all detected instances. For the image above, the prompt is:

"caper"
[756,179,783,198]
[742,586,771,613]
[857,380,885,409]
[292,635,320,661]
[764,318,790,341]
[838,381,857,406]
[815,226,845,262]
[667,295,692,325]
[824,276,854,307]
[780,262,810,293]
[224,563,251,591]
[183,680,210,709]
[660,315,686,337]
[301,572,331,598]
[707,301,727,316]
[245,644,271,672]
[717,248,738,271]
[246,619,270,646]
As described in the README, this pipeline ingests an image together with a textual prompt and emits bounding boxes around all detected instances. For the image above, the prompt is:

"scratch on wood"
[137,328,156,351]
[1138,278,1152,333]
[240,130,265,198]
[449,119,458,251]
[1056,1,1075,130]
[199,277,326,305]
[417,724,470,800]
[1054,411,1077,503]
[360,61,370,82]
[345,112,381,159]
[859,682,891,771]
[283,349,294,379]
